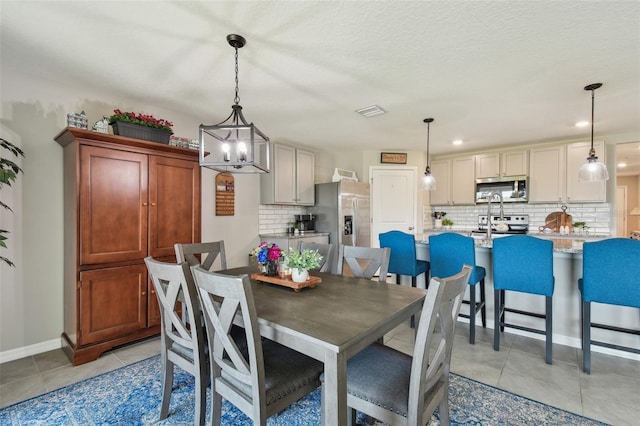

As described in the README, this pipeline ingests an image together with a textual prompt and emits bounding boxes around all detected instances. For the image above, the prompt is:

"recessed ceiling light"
[617,162,627,168]
[452,139,463,146]
[355,105,386,117]
[575,120,589,128]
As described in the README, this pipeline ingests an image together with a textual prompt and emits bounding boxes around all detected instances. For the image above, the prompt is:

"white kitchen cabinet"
[429,155,475,206]
[475,150,528,178]
[529,142,606,203]
[566,141,606,202]
[529,145,565,203]
[261,143,315,205]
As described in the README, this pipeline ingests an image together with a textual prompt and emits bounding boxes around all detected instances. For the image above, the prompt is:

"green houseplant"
[442,218,454,228]
[109,109,174,144]
[283,248,323,283]
[1,137,25,267]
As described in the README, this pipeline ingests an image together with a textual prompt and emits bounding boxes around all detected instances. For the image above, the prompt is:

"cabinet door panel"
[80,146,148,265]
[274,144,296,203]
[566,141,606,202]
[296,149,315,205]
[502,151,528,176]
[79,265,147,345]
[476,153,500,178]
[529,146,565,203]
[429,159,451,205]
[451,156,475,204]
[148,278,161,327]
[149,156,201,258]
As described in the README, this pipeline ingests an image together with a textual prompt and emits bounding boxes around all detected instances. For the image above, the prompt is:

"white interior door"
[616,186,627,237]
[370,166,417,247]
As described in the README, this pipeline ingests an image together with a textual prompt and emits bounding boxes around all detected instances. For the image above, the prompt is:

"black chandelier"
[199,34,270,173]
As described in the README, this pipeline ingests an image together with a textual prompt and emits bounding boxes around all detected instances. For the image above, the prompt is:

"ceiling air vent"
[355,104,386,117]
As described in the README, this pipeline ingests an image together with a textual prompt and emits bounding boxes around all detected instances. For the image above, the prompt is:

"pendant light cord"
[590,87,595,154]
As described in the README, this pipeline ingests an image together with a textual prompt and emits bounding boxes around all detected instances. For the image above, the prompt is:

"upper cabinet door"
[80,146,148,265]
[260,143,315,205]
[148,155,201,258]
[475,153,500,178]
[501,150,528,176]
[296,148,315,205]
[429,159,451,206]
[451,156,476,204]
[565,141,606,202]
[529,146,565,203]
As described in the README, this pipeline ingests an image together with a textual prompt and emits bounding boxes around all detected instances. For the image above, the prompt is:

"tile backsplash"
[424,202,611,235]
[258,204,309,234]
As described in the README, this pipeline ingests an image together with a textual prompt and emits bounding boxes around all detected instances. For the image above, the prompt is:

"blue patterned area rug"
[0,354,607,425]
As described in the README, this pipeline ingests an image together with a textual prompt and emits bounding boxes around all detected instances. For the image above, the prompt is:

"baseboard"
[457,317,640,362]
[0,338,63,364]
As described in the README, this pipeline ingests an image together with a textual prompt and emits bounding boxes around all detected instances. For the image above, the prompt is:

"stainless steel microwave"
[475,175,528,203]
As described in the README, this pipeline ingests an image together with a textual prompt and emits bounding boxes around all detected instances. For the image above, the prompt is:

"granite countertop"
[259,231,330,239]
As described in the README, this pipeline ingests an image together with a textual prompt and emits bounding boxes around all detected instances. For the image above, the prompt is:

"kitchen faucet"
[486,191,504,239]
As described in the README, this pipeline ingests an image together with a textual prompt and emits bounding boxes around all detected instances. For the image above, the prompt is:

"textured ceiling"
[2,1,639,165]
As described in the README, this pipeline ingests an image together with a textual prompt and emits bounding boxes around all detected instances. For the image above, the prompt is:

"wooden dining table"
[220,266,427,426]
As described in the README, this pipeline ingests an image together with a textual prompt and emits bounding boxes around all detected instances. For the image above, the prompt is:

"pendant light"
[199,34,270,173]
[423,118,436,190]
[578,83,609,182]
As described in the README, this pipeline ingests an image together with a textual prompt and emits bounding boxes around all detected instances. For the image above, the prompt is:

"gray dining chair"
[144,257,208,426]
[298,241,336,273]
[191,267,324,426]
[175,241,227,271]
[329,265,471,426]
[336,245,390,282]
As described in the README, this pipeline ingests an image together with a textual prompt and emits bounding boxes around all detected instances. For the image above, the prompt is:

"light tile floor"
[1,324,638,425]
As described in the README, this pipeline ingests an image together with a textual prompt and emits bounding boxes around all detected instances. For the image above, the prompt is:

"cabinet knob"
[141,291,146,296]
[142,202,148,206]
[151,202,156,206]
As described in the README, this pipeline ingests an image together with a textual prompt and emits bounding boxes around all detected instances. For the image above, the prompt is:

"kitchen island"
[416,236,639,361]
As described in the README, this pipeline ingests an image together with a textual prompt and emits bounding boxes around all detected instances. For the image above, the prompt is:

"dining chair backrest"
[408,265,472,423]
[379,230,419,275]
[493,235,554,296]
[429,233,479,284]
[192,267,323,424]
[144,257,208,425]
[341,265,471,426]
[581,238,640,307]
[298,241,336,273]
[336,245,390,282]
[175,241,227,271]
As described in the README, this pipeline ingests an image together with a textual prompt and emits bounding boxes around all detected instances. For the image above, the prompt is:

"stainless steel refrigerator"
[312,181,371,248]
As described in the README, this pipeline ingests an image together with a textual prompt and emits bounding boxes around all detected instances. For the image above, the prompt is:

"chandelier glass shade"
[199,34,270,173]
[423,118,436,191]
[577,83,608,182]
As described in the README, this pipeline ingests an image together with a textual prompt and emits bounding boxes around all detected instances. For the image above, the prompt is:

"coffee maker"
[294,214,316,232]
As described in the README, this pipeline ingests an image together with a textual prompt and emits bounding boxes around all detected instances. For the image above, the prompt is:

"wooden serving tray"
[250,273,321,292]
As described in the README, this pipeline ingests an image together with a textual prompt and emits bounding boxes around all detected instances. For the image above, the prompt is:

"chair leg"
[545,295,553,365]
[479,278,487,328]
[160,360,173,420]
[493,288,501,351]
[396,274,401,285]
[582,300,592,374]
[500,290,506,332]
[195,373,206,426]
[468,284,476,344]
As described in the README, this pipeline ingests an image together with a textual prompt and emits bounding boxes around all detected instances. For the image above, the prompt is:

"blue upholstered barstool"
[579,238,640,374]
[379,231,429,288]
[493,235,554,364]
[429,232,486,344]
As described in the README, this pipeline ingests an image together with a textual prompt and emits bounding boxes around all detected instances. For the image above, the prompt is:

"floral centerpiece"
[283,248,323,283]
[109,109,173,143]
[253,242,282,276]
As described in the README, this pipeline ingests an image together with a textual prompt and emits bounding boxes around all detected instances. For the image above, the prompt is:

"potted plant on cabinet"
[283,248,323,283]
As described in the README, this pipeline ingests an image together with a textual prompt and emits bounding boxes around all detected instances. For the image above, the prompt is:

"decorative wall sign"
[380,152,407,164]
[215,172,235,216]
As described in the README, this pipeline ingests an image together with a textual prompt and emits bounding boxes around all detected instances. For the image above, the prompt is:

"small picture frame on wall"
[380,152,407,164]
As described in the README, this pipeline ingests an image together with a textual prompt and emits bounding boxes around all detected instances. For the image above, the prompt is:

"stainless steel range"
[475,214,529,234]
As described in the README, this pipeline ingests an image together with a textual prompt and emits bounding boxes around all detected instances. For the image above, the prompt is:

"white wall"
[0,64,265,358]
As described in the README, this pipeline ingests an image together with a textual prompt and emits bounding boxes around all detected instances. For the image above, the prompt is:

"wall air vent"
[355,104,386,117]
